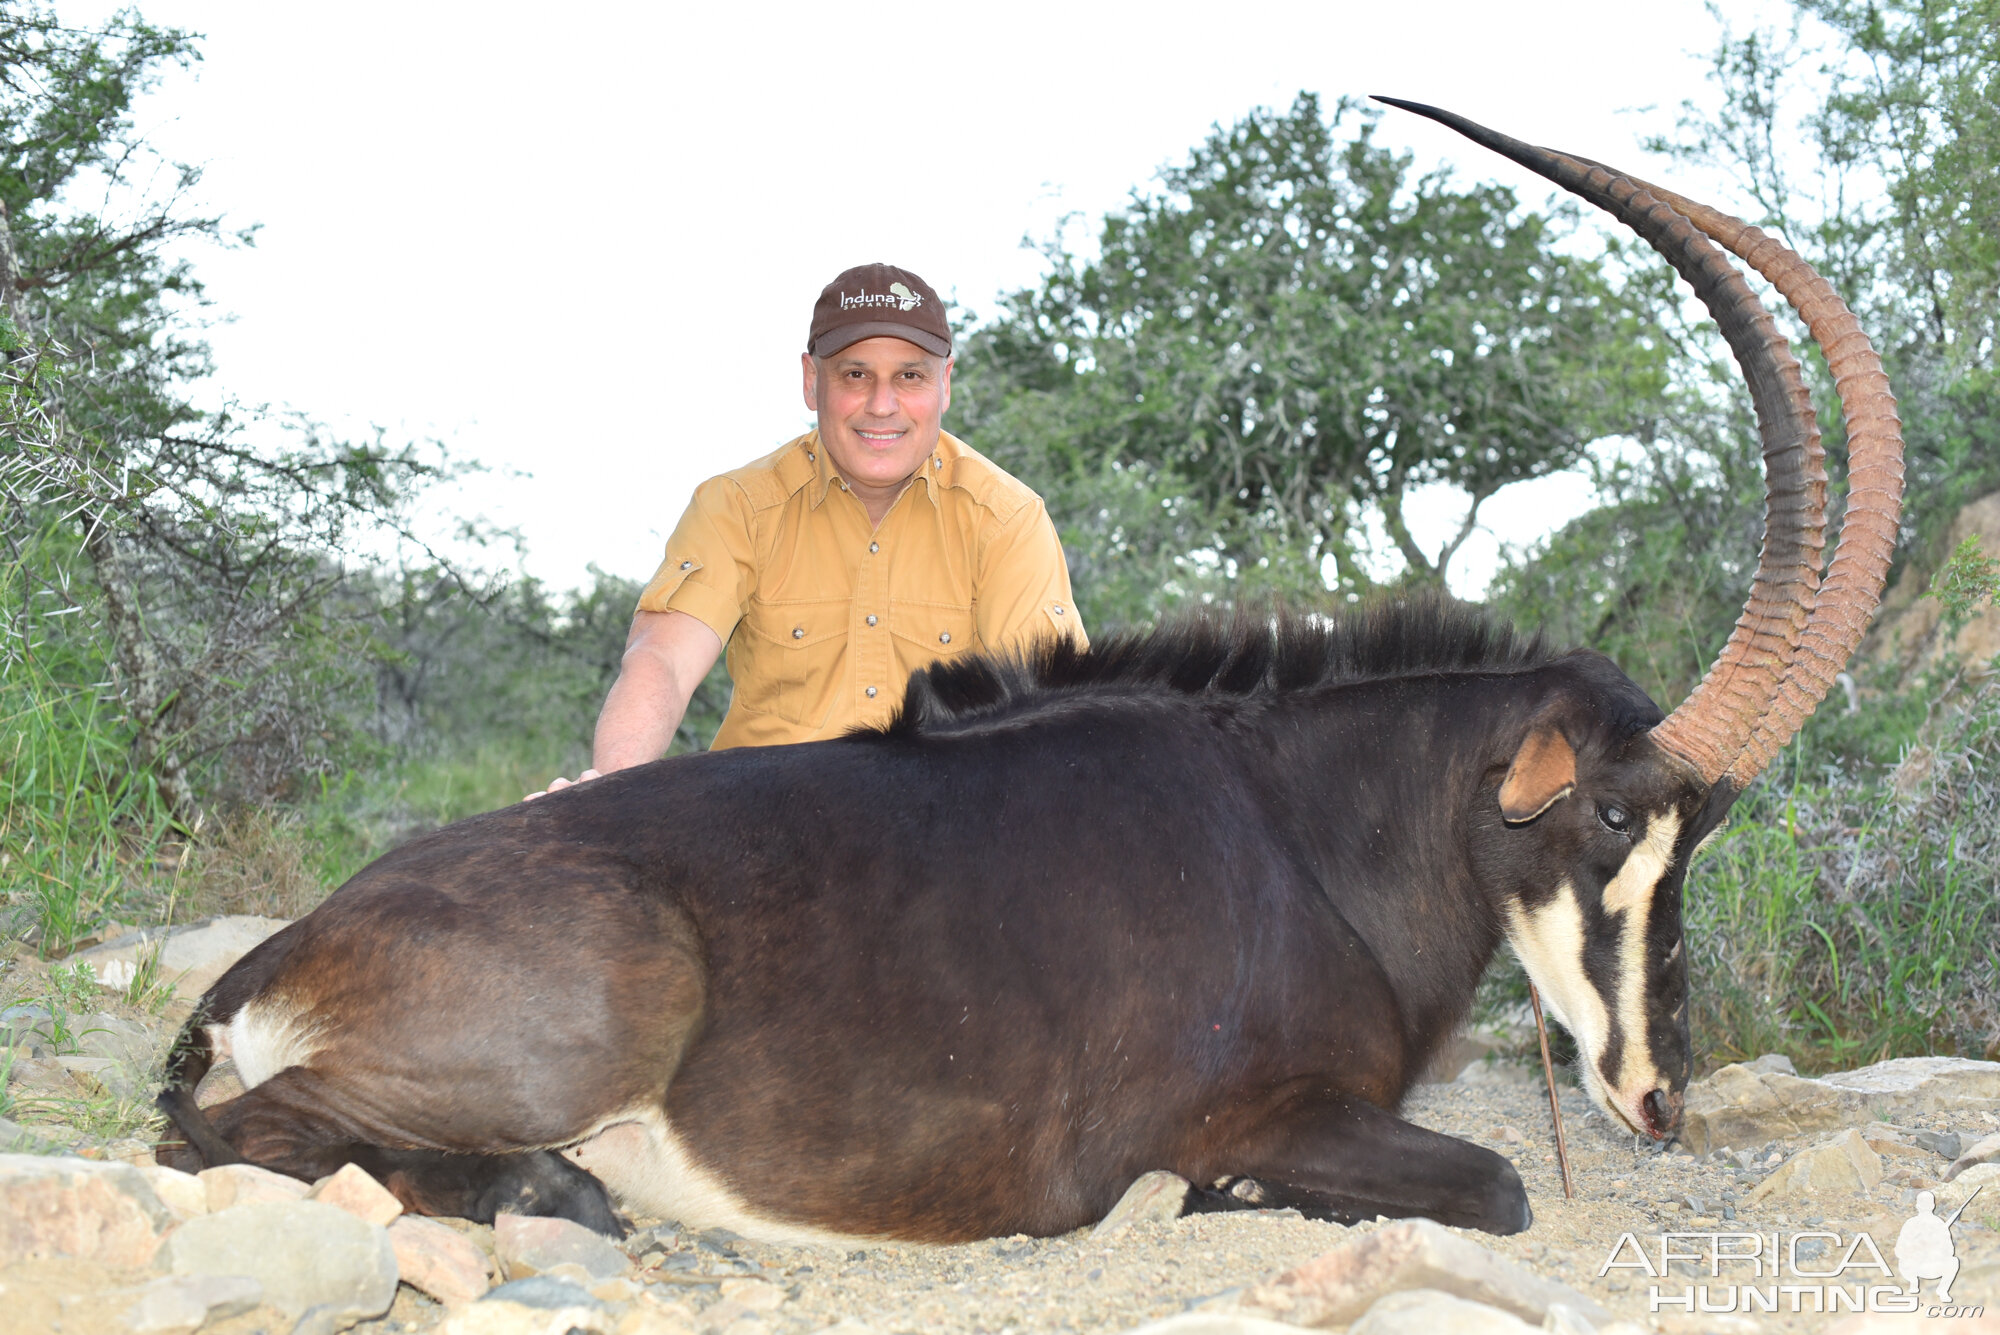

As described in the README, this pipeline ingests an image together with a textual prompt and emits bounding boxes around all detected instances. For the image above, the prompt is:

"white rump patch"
[220,997,326,1089]
[563,1108,882,1248]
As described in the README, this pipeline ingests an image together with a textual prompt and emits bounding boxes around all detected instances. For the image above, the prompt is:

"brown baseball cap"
[807,263,951,359]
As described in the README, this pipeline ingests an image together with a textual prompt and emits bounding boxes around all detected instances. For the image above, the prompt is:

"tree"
[1,3,461,819]
[956,94,1672,622]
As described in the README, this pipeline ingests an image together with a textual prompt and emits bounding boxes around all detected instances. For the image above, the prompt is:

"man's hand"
[524,769,602,802]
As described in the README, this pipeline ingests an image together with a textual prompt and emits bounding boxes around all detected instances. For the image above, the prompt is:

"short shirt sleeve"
[636,477,758,642]
[973,497,1088,656]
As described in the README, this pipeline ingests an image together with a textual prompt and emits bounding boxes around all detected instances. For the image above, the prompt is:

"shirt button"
[933,457,942,468]
[1053,605,1065,615]
[806,451,816,462]
[865,686,878,698]
[679,560,692,571]
[938,631,951,644]
[792,627,804,640]
[866,614,878,626]
[868,541,879,554]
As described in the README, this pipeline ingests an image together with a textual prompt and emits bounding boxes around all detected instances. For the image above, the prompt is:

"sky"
[122,0,1798,599]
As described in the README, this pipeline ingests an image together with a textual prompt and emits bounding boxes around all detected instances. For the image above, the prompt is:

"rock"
[1681,1057,2000,1153]
[0,1151,178,1267]
[1234,1218,1612,1328]
[192,1056,246,1109]
[76,1011,157,1068]
[1911,1129,1963,1160]
[1419,1032,1500,1084]
[1349,1289,1541,1335]
[118,1273,263,1332]
[71,915,291,998]
[1946,1131,2000,1181]
[8,1053,82,1096]
[1121,1315,1318,1335]
[615,1306,699,1335]
[135,1164,209,1219]
[0,1002,53,1044]
[391,1214,493,1306]
[1744,1053,1797,1076]
[0,1115,66,1152]
[1936,1161,2000,1211]
[1093,1170,1191,1237]
[436,1276,613,1335]
[718,1276,785,1310]
[307,1161,403,1225]
[199,1160,309,1210]
[159,1199,397,1322]
[1745,1128,1884,1201]
[495,1212,632,1281]
[1457,1060,1538,1087]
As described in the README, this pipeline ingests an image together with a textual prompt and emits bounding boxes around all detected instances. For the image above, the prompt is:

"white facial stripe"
[1504,880,1608,1075]
[1606,808,1681,1095]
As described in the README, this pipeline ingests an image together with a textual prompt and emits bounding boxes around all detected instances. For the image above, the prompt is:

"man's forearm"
[591,656,691,773]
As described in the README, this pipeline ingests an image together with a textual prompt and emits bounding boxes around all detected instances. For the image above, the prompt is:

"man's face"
[802,336,953,508]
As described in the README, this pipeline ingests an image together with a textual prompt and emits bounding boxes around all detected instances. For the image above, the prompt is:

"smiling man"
[538,263,1084,789]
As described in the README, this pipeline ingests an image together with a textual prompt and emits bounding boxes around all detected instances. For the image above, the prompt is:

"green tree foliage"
[0,4,458,819]
[956,94,1673,628]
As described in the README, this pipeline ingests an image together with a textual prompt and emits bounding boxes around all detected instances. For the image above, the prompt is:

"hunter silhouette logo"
[1898,1185,1982,1304]
[839,283,925,313]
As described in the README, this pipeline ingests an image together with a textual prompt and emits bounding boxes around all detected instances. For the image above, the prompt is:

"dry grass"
[176,808,337,922]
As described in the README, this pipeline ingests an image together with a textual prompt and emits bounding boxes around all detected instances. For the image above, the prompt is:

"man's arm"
[527,609,723,798]
[973,498,1088,655]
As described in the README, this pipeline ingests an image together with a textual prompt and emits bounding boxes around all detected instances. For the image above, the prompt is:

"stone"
[1234,1218,1612,1328]
[1350,1289,1541,1335]
[1745,1128,1884,1201]
[1682,1057,2000,1153]
[0,1151,178,1267]
[1093,1169,1191,1237]
[1744,1053,1797,1076]
[495,1211,632,1281]
[8,1053,82,1096]
[71,915,291,998]
[0,1002,53,1044]
[135,1164,209,1219]
[76,1011,157,1068]
[1909,1129,1963,1159]
[1418,1032,1500,1084]
[0,1115,66,1152]
[1457,1059,1538,1087]
[1946,1131,2000,1181]
[391,1213,492,1306]
[118,1273,263,1333]
[307,1161,403,1225]
[437,1276,613,1335]
[719,1276,785,1310]
[192,1056,247,1109]
[615,1304,700,1335]
[1935,1161,2000,1212]
[1119,1316,1311,1335]
[199,1160,309,1210]
[158,1199,397,1322]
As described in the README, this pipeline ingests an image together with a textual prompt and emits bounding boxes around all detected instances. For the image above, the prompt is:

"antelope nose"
[1642,1088,1684,1139]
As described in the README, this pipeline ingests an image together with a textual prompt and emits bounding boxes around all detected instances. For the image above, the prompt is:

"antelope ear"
[1500,726,1576,824]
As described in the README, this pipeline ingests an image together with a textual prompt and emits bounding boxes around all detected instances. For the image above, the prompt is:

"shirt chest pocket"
[888,601,977,665]
[736,597,850,727]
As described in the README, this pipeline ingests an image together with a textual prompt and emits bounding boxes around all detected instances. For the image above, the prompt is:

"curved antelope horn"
[1575,173,1905,785]
[1374,98,1898,789]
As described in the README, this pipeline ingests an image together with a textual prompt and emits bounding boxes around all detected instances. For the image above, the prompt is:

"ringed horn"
[1375,98,1906,793]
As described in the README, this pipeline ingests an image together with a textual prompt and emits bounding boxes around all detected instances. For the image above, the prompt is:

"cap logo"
[840,283,924,313]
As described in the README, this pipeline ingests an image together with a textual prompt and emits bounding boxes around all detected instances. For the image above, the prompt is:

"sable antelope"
[155,102,1903,1241]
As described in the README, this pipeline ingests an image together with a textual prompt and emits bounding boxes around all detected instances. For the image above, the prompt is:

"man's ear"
[1499,724,1576,824]
[939,355,954,415]
[801,351,820,412]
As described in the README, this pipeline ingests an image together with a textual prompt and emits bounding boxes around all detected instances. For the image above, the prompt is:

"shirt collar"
[797,428,958,512]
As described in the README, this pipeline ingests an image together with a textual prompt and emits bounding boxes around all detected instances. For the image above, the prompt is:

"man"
[534,263,1084,795]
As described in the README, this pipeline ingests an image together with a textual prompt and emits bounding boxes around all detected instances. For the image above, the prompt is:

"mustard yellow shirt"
[637,430,1086,749]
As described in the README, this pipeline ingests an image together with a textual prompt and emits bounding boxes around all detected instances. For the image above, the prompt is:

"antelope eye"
[1599,803,1631,834]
